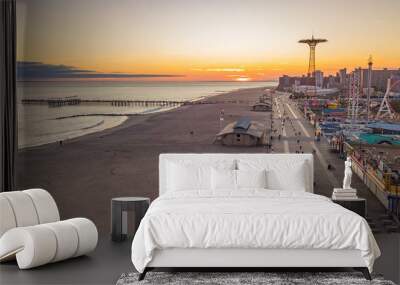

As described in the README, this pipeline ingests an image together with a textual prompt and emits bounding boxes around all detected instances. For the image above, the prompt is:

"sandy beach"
[16,87,385,234]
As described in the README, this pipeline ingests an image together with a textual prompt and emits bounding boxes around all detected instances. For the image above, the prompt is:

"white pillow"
[166,159,236,192]
[266,161,307,191]
[238,159,308,191]
[236,169,267,189]
[211,168,236,191]
[167,162,211,191]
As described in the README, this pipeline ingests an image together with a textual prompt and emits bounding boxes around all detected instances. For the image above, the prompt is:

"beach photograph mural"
[16,0,400,250]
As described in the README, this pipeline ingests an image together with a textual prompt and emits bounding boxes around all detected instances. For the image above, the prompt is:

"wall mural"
[16,0,400,242]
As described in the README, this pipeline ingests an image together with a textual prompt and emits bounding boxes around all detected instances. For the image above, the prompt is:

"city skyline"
[16,0,400,81]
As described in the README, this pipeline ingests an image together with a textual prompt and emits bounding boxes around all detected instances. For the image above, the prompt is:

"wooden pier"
[22,98,189,108]
[21,98,253,107]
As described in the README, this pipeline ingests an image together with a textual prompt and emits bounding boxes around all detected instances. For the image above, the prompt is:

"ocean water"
[17,81,277,148]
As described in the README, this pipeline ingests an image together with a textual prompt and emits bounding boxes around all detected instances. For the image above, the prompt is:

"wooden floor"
[0,234,399,285]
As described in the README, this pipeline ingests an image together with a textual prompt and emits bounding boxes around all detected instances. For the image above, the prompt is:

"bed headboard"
[159,153,314,195]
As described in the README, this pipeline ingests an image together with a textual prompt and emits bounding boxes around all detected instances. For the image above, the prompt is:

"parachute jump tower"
[299,35,327,76]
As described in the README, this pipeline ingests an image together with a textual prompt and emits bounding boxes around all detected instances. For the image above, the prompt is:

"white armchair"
[0,189,98,269]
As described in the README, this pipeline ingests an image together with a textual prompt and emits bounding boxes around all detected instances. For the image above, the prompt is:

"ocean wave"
[18,116,127,149]
[54,105,180,120]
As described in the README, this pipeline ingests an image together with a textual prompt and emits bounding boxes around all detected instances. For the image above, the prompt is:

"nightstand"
[111,197,150,242]
[332,198,366,218]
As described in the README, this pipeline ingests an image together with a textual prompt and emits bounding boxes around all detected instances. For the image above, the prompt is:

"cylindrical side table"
[111,197,150,242]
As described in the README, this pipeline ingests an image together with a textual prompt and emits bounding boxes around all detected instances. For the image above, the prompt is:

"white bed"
[131,153,380,280]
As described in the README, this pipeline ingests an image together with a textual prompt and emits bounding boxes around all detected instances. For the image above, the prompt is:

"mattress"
[131,190,380,273]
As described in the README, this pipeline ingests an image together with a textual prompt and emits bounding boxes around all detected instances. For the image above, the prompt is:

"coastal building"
[215,117,266,146]
[359,68,400,92]
[252,102,272,112]
[367,122,400,135]
[259,93,272,103]
[279,75,291,90]
[339,68,347,86]
[294,85,339,97]
[314,70,323,88]
[278,67,400,93]
[277,75,314,91]
[325,75,340,89]
[321,108,347,119]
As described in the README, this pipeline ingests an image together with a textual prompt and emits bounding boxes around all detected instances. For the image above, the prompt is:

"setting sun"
[236,77,251,82]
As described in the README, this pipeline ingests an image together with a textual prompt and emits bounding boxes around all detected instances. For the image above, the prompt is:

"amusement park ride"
[376,76,400,120]
[346,56,399,124]
[299,35,327,77]
[347,67,363,124]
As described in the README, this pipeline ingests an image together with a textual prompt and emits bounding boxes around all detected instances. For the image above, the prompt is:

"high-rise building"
[339,68,347,86]
[389,75,400,93]
[314,70,323,88]
[360,68,400,92]
[279,75,291,89]
[277,75,314,90]
[327,75,338,89]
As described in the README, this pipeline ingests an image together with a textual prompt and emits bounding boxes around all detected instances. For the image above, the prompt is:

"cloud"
[191,67,245,72]
[17,61,184,80]
[206,68,245,72]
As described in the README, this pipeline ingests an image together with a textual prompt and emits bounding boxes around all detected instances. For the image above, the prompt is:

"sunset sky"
[16,0,400,81]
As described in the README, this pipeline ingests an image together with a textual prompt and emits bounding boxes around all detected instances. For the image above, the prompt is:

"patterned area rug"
[116,272,396,285]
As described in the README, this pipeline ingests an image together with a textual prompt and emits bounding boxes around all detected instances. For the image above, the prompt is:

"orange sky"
[16,0,400,81]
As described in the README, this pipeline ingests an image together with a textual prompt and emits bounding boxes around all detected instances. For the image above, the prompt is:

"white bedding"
[131,190,380,273]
